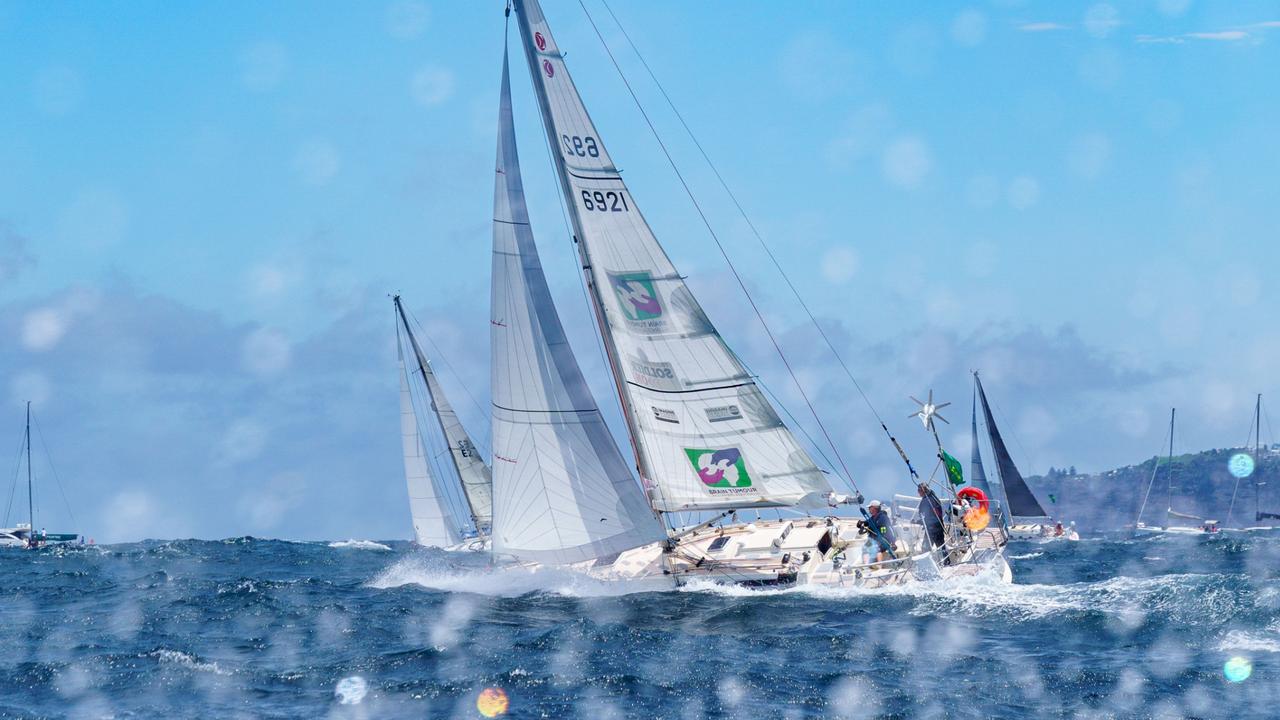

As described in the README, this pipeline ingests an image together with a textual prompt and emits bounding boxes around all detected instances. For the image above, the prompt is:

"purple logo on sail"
[608,271,662,322]
[542,59,554,78]
[535,32,547,52]
[685,447,752,489]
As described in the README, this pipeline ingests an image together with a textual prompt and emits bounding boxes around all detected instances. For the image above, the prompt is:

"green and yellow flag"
[941,450,964,486]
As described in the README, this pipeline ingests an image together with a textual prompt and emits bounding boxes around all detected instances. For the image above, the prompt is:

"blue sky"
[2,1,1278,541]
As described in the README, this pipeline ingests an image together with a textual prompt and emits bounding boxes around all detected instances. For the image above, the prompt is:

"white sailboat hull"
[1007,523,1079,542]
[522,518,1012,589]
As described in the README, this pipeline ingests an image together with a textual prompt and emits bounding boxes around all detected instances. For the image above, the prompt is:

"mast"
[1256,394,1262,523]
[1165,408,1175,528]
[969,373,1002,525]
[25,401,33,538]
[509,1,662,519]
[393,295,489,534]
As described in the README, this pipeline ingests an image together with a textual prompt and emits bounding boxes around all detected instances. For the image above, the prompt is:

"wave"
[368,555,666,598]
[328,540,392,551]
[148,649,231,675]
[1010,551,1044,560]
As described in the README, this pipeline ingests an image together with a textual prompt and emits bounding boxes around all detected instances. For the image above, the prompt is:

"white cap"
[868,499,882,508]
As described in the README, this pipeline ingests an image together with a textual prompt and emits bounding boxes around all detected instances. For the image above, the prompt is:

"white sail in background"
[490,49,664,564]
[397,330,463,547]
[513,0,834,513]
[399,306,494,534]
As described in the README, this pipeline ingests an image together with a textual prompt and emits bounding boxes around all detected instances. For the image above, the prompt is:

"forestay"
[976,376,1050,520]
[403,318,494,534]
[513,0,834,513]
[490,49,663,564]
[397,329,463,547]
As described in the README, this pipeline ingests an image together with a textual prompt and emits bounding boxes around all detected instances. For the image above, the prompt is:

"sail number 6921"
[581,190,630,212]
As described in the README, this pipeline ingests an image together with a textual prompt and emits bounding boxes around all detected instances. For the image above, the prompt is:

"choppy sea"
[1,533,1277,718]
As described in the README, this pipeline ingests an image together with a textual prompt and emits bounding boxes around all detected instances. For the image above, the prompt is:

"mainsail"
[396,327,464,547]
[975,375,1049,520]
[489,48,663,564]
[394,297,493,534]
[512,0,834,513]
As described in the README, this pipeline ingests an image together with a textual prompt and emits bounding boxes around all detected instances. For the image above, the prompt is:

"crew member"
[865,500,896,563]
[917,483,946,550]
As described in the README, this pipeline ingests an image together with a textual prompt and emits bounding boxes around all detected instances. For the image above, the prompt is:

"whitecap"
[148,649,231,676]
[329,539,392,551]
[1010,551,1044,560]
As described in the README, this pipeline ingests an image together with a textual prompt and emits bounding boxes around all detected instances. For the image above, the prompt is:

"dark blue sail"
[976,376,1049,520]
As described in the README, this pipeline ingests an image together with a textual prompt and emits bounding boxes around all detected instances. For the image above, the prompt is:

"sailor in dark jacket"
[917,483,946,550]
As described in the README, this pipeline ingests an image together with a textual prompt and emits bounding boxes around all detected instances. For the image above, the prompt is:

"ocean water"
[1,534,1278,719]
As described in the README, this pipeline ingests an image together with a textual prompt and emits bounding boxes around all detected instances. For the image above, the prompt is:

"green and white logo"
[685,447,752,489]
[608,271,662,322]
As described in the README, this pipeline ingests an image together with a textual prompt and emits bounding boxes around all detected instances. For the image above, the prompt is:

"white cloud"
[820,246,859,284]
[1084,4,1121,39]
[294,139,340,186]
[1019,22,1070,32]
[881,136,933,190]
[385,1,430,40]
[951,9,987,47]
[1186,31,1249,41]
[101,488,160,542]
[239,42,288,92]
[1007,176,1040,209]
[1157,0,1191,18]
[21,308,68,351]
[410,65,455,107]
[240,327,292,376]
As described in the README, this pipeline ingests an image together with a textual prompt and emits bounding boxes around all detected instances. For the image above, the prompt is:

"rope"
[576,0,860,494]
[4,431,24,527]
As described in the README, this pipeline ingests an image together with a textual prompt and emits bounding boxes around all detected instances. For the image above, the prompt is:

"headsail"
[975,375,1049,520]
[490,48,663,564]
[397,327,464,547]
[394,297,493,534]
[512,0,834,513]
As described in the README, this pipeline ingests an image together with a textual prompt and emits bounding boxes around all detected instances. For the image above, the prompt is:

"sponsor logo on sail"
[534,32,547,51]
[627,355,680,391]
[651,406,678,424]
[542,59,554,78]
[705,405,742,423]
[608,271,662,322]
[685,447,755,495]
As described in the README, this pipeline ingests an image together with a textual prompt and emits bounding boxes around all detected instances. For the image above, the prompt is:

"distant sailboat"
[1,403,80,549]
[1135,408,1220,535]
[1226,394,1278,531]
[479,0,1012,587]
[393,296,493,551]
[974,374,1077,541]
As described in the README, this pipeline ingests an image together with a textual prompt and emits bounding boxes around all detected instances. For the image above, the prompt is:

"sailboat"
[481,0,1011,587]
[1225,394,1278,532]
[1135,408,1220,535]
[393,296,494,551]
[1,402,80,549]
[974,373,1077,541]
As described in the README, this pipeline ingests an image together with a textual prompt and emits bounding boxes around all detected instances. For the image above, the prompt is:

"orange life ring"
[956,486,989,512]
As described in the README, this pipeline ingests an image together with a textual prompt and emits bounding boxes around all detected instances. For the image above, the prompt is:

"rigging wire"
[594,0,915,481]
[575,0,861,494]
[31,412,76,527]
[4,431,24,527]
